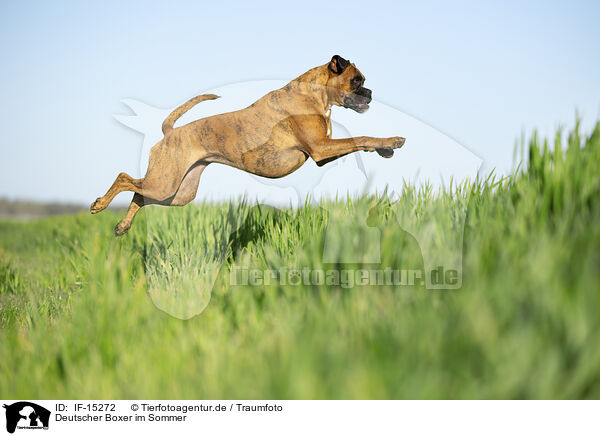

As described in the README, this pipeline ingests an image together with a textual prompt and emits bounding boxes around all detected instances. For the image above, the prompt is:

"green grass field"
[1,121,599,399]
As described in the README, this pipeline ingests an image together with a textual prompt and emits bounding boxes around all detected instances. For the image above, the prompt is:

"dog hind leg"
[91,134,206,212]
[114,162,207,235]
[90,172,143,214]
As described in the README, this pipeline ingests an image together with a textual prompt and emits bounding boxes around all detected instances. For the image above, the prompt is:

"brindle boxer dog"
[91,55,405,235]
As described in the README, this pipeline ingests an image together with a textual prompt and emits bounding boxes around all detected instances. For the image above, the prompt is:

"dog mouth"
[343,87,372,113]
[343,97,370,113]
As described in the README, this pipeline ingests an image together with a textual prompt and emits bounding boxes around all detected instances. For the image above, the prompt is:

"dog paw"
[90,198,104,214]
[114,221,131,236]
[392,137,406,148]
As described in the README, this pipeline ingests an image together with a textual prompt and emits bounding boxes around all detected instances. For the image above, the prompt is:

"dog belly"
[239,147,308,178]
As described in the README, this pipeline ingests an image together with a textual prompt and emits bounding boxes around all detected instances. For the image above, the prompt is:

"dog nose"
[360,87,372,102]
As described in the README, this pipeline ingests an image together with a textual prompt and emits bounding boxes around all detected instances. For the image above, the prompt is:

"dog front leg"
[307,136,405,165]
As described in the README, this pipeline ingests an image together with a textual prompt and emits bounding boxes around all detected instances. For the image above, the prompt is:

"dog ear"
[328,55,349,74]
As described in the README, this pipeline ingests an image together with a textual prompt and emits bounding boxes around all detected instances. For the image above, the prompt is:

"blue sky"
[1,0,599,204]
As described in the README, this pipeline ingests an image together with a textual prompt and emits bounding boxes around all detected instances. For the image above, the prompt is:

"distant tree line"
[0,198,89,218]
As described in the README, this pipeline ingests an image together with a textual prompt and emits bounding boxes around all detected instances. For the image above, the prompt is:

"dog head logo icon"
[3,402,50,434]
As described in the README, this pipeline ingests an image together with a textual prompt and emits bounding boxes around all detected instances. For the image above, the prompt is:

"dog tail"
[162,94,220,135]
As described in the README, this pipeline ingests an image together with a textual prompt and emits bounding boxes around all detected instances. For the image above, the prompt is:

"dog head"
[325,55,372,113]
